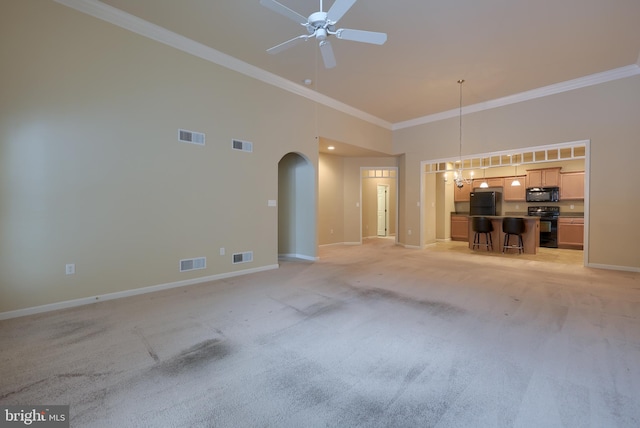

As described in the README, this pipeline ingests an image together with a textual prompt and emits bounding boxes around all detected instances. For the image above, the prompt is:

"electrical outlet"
[65,264,75,275]
[570,204,575,210]
[408,229,412,236]
[220,248,225,256]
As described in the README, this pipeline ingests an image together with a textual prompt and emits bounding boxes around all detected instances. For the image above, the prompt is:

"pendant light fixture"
[453,79,472,188]
[479,158,489,188]
[511,154,522,186]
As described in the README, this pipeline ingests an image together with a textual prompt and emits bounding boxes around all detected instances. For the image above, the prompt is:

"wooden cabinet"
[451,214,469,241]
[472,177,504,189]
[454,184,471,202]
[560,171,585,200]
[503,176,526,201]
[558,217,584,249]
[526,167,561,188]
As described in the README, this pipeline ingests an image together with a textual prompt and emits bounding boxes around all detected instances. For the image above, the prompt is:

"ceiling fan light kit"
[260,0,388,68]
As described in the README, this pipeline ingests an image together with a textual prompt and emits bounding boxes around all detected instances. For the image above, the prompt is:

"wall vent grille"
[180,257,206,272]
[179,129,205,145]
[232,251,253,264]
[232,139,253,152]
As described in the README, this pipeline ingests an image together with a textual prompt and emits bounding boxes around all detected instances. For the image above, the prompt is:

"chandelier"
[453,79,472,188]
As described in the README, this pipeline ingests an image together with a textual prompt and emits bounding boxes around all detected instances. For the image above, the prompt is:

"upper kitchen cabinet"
[454,184,471,202]
[526,167,561,188]
[560,171,585,200]
[503,176,526,201]
[472,178,504,189]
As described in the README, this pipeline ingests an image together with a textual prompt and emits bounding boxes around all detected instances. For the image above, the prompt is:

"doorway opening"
[361,167,398,243]
[420,140,589,266]
[278,152,317,260]
[377,184,389,237]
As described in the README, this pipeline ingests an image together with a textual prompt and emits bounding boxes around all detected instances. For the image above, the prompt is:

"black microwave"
[526,187,559,202]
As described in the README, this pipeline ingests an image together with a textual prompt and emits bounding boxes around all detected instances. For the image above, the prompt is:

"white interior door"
[377,185,388,236]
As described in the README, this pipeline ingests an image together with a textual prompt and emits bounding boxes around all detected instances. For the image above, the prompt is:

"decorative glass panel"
[559,148,572,159]
[535,151,546,161]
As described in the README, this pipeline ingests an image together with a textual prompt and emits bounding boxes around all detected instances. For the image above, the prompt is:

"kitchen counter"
[466,215,540,254]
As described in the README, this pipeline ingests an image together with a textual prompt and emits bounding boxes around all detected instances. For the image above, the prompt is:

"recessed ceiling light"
[303,79,312,85]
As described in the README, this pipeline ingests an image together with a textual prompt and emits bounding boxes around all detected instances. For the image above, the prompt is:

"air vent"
[180,257,206,272]
[179,129,205,146]
[232,251,253,264]
[232,139,253,153]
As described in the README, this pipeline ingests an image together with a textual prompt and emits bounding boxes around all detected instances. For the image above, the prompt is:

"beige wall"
[0,1,390,313]
[318,155,397,245]
[318,154,345,245]
[394,76,640,270]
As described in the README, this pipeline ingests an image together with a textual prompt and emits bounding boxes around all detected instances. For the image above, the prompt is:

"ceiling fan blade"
[267,35,310,54]
[319,40,336,69]
[260,0,308,25]
[335,28,387,45]
[327,0,358,24]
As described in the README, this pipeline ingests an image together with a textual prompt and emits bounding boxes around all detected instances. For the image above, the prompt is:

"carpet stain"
[46,319,108,344]
[158,339,231,376]
[133,327,160,363]
[351,286,466,318]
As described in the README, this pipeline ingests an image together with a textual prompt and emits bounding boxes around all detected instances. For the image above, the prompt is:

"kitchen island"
[466,216,541,254]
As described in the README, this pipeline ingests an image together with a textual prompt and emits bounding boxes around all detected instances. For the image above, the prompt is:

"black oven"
[526,187,559,202]
[528,206,560,248]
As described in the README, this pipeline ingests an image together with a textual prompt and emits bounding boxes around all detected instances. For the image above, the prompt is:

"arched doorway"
[278,153,317,260]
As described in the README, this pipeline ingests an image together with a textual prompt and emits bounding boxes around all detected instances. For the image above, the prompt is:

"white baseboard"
[278,253,319,261]
[0,264,279,321]
[402,244,423,249]
[318,242,361,247]
[586,263,640,273]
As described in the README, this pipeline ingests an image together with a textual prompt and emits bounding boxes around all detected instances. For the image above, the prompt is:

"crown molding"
[53,1,639,133]
[53,0,393,130]
[393,64,640,130]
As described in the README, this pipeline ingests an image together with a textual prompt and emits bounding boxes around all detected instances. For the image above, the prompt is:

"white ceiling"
[96,0,640,126]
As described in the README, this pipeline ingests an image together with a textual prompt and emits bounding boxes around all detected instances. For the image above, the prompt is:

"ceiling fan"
[260,0,387,69]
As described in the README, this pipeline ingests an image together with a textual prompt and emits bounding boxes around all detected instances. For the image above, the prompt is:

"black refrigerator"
[469,192,501,216]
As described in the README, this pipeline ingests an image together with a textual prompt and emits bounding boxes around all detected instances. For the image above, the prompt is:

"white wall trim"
[402,244,423,250]
[0,264,279,321]
[278,253,319,261]
[393,65,640,130]
[52,0,392,130]
[318,242,362,248]
[586,263,640,273]
[53,1,640,133]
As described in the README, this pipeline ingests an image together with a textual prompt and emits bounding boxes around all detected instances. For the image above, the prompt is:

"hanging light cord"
[458,79,464,164]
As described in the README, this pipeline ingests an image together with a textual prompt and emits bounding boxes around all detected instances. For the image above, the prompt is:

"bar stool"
[472,217,493,251]
[502,217,525,254]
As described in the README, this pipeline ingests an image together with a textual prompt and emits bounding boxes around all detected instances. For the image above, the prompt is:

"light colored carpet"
[1,238,639,427]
